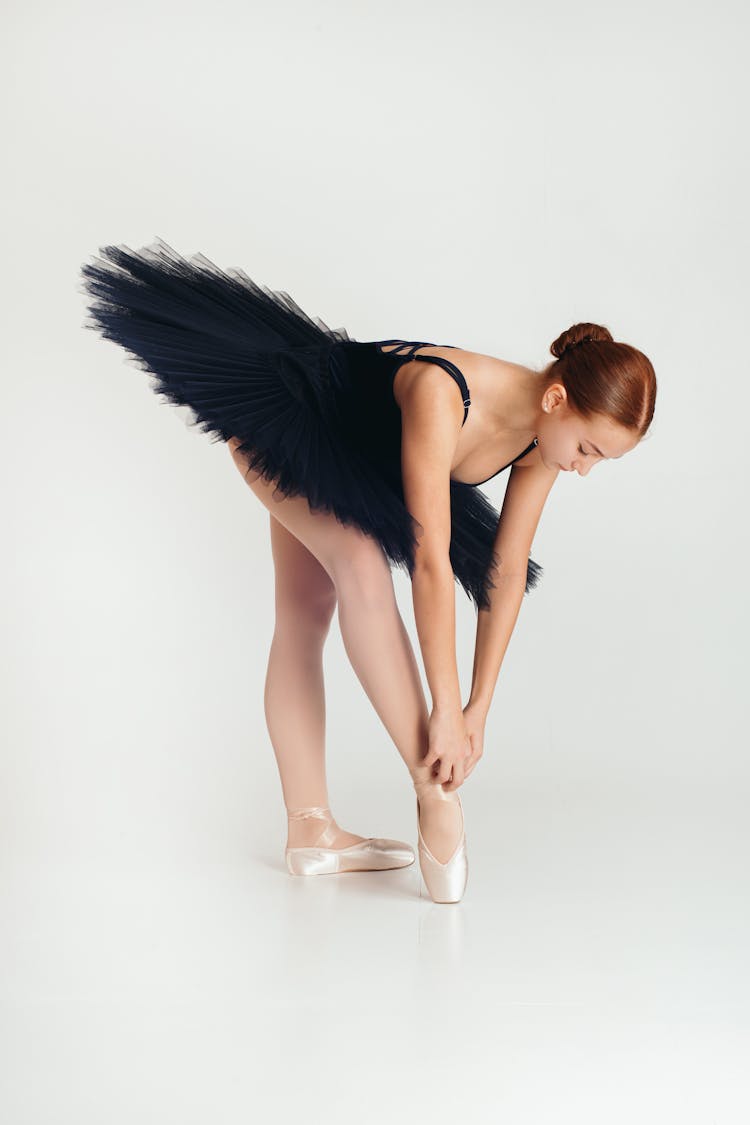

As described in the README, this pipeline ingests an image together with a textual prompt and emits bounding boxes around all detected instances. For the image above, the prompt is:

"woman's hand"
[423,708,472,790]
[461,701,487,781]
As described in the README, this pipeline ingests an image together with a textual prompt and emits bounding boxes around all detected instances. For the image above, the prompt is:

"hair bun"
[550,322,614,360]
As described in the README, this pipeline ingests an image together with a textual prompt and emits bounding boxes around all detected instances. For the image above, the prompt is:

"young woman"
[80,238,657,904]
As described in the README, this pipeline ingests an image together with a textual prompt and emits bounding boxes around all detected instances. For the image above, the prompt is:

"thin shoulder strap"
[376,339,471,426]
[511,437,539,463]
[416,356,471,426]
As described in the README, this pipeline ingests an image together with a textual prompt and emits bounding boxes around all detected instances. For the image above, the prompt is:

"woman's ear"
[542,383,567,413]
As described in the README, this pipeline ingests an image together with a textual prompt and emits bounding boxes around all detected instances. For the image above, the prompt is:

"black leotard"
[373,340,538,485]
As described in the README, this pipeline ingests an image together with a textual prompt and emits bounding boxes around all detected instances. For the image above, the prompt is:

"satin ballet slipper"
[412,778,468,903]
[285,806,415,876]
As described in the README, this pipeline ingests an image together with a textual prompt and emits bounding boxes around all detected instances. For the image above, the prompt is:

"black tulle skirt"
[79,238,542,610]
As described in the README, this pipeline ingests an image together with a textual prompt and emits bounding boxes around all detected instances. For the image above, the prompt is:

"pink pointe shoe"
[413,778,468,903]
[285,806,415,876]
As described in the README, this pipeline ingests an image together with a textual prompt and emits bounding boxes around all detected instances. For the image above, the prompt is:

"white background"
[2,0,748,1121]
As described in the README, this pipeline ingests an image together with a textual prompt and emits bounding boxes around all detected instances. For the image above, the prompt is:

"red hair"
[542,322,656,438]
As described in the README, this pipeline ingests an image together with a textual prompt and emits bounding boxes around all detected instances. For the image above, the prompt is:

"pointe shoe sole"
[286,838,415,876]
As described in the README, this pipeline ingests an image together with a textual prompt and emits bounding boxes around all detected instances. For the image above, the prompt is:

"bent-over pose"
[80,239,657,903]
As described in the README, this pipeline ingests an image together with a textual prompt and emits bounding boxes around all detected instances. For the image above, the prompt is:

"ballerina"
[80,239,657,903]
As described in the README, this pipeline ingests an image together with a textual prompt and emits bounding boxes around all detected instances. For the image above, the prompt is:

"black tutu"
[79,237,542,610]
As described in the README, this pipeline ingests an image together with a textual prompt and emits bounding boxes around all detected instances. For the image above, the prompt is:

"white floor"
[2,775,748,1125]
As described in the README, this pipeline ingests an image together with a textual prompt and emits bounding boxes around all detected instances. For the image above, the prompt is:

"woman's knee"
[331,537,395,610]
[273,579,337,633]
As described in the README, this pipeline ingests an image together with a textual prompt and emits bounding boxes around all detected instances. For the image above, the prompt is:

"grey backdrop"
[3,1,748,1122]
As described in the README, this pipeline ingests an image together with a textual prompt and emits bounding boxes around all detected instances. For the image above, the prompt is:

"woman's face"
[535,382,639,476]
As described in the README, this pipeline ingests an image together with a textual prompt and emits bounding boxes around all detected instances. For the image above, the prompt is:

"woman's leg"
[266,513,366,849]
[228,440,463,863]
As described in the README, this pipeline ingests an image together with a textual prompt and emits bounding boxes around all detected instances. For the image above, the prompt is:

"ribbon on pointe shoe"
[286,805,339,848]
[411,776,459,804]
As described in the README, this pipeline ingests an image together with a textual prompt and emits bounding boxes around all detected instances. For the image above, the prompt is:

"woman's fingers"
[443,755,468,790]
[422,747,439,770]
[462,731,483,778]
[460,746,481,782]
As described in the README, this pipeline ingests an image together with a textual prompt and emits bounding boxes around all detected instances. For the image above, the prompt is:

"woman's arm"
[398,367,466,712]
[469,460,559,716]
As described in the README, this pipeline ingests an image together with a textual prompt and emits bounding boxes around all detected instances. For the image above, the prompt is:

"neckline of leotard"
[468,435,539,485]
[374,339,539,485]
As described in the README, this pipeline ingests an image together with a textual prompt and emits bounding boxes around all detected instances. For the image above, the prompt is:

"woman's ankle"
[408,763,436,791]
[409,773,465,864]
[285,805,365,850]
